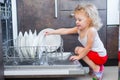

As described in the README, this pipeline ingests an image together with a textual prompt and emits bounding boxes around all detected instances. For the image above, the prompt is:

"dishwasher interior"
[3,39,89,78]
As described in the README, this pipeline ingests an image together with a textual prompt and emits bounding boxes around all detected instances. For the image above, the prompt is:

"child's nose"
[76,20,79,24]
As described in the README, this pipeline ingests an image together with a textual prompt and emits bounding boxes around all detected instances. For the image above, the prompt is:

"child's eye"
[75,18,81,22]
[77,19,81,21]
[78,19,81,21]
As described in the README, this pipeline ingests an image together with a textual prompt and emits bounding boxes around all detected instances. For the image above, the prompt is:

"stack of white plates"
[14,28,62,60]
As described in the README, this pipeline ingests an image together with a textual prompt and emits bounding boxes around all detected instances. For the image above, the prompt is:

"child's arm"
[46,27,78,35]
[70,28,96,61]
[79,28,95,57]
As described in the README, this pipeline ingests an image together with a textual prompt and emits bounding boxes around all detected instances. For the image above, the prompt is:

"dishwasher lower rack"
[3,47,89,78]
[3,40,89,78]
[3,39,65,66]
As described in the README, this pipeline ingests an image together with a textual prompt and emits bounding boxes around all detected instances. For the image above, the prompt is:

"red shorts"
[87,50,108,65]
[118,51,120,61]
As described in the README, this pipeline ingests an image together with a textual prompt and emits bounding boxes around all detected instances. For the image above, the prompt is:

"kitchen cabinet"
[17,0,107,52]
[1,0,118,79]
[16,0,118,59]
[4,0,89,79]
[107,26,119,59]
[14,0,118,67]
[59,0,106,10]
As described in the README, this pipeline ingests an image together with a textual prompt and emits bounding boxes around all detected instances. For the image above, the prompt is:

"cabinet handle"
[54,0,58,18]
[70,13,74,17]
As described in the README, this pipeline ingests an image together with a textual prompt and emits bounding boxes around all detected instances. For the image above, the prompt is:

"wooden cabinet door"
[17,0,62,32]
[17,0,118,59]
[17,0,80,52]
[59,0,107,51]
[17,0,107,52]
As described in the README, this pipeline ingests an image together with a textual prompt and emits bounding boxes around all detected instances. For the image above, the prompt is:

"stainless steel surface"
[4,51,89,77]
[4,60,89,78]
[4,59,89,78]
[3,40,89,78]
[5,60,82,69]
[54,0,58,18]
[3,39,64,66]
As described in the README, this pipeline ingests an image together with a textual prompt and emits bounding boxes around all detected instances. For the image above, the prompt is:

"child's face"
[74,11,92,30]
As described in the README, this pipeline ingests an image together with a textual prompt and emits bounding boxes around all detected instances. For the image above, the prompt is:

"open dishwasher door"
[4,52,89,78]
[0,20,4,80]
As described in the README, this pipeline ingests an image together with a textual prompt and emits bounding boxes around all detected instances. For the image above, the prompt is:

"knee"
[74,46,84,55]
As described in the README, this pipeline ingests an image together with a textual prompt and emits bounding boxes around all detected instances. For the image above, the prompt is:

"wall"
[107,26,119,59]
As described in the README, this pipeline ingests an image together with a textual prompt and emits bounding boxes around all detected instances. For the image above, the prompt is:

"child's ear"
[88,18,93,26]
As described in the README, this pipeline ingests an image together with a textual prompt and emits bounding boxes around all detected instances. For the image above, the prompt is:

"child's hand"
[45,31,51,36]
[69,55,80,61]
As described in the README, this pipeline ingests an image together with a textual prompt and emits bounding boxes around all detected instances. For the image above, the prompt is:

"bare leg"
[76,47,100,72]
[74,46,84,55]
[82,56,100,72]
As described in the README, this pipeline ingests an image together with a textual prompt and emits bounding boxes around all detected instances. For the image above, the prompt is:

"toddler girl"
[46,3,108,80]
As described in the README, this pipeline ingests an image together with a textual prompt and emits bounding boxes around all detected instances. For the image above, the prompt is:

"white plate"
[37,31,46,59]
[16,32,24,61]
[30,35,38,59]
[38,28,62,52]
[27,30,37,59]
[20,32,29,59]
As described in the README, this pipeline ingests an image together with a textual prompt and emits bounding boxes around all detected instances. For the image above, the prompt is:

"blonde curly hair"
[74,3,103,30]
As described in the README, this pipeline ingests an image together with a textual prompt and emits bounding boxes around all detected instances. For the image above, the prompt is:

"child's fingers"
[44,31,50,36]
[69,56,76,61]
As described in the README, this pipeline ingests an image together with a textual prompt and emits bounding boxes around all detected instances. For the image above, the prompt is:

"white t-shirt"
[78,28,107,57]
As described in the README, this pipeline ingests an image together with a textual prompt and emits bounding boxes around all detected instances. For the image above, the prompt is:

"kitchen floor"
[62,66,118,80]
[5,66,118,80]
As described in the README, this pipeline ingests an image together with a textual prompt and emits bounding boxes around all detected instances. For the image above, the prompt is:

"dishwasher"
[3,30,89,78]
